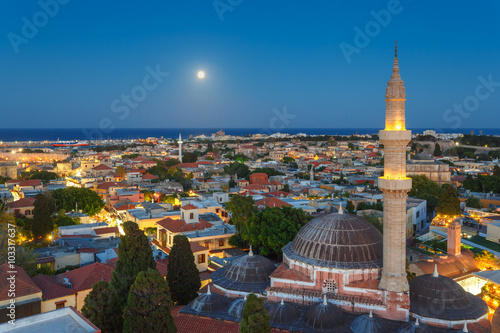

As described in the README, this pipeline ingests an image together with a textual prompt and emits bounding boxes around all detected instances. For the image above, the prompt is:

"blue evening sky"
[0,1,499,130]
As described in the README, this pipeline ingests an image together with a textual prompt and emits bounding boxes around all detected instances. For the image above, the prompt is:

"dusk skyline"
[1,1,499,130]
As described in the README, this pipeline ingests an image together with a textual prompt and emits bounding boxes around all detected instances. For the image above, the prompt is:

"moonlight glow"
[197,71,205,79]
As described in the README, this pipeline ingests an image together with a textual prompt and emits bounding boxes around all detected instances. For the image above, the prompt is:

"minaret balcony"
[378,177,412,192]
[379,130,411,142]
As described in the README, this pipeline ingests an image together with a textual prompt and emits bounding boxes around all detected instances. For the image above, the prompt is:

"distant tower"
[310,166,314,182]
[178,133,183,163]
[447,220,462,256]
[378,42,412,293]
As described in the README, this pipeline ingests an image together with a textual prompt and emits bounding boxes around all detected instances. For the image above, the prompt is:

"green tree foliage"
[345,200,355,214]
[224,162,250,179]
[361,212,383,234]
[165,158,181,167]
[240,294,270,333]
[494,165,500,177]
[0,176,11,184]
[225,154,250,162]
[250,168,285,178]
[408,175,442,212]
[51,187,104,216]
[182,152,201,163]
[81,281,116,333]
[282,157,295,164]
[437,184,461,216]
[433,143,442,156]
[54,209,80,227]
[241,206,308,259]
[121,153,140,159]
[283,184,290,193]
[445,147,477,158]
[463,174,500,193]
[167,235,201,305]
[19,170,59,183]
[108,222,156,331]
[115,166,126,178]
[458,134,500,148]
[123,269,177,333]
[356,201,383,211]
[226,195,256,233]
[466,195,482,209]
[0,213,37,275]
[32,193,54,239]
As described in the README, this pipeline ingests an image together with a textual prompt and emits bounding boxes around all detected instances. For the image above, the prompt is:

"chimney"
[447,220,461,256]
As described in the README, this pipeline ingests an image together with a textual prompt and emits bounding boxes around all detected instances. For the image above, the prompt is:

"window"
[198,254,206,264]
[25,210,30,216]
[324,279,336,293]
[190,213,194,220]
[219,240,224,247]
[55,301,66,309]
[416,211,420,218]
[204,242,210,248]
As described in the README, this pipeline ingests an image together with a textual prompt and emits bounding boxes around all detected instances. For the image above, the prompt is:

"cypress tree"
[32,193,54,239]
[123,269,177,333]
[433,143,442,156]
[81,281,116,333]
[240,294,270,333]
[345,200,355,214]
[167,234,201,305]
[108,222,156,331]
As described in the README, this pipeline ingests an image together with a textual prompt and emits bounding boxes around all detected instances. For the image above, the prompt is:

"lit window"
[198,254,206,264]
[190,213,194,219]
[219,240,224,247]
[55,301,66,309]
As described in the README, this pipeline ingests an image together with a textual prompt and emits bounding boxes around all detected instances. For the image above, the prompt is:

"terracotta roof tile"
[157,217,213,233]
[181,204,198,210]
[55,262,113,292]
[18,179,42,187]
[32,274,74,300]
[255,197,290,208]
[269,263,312,282]
[8,198,36,209]
[0,263,41,301]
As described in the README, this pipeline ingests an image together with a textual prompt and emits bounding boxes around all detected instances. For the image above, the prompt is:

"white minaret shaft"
[378,42,412,293]
[178,133,183,163]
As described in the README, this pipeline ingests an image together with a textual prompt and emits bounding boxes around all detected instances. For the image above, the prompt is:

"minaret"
[310,166,314,182]
[178,133,183,163]
[378,42,412,293]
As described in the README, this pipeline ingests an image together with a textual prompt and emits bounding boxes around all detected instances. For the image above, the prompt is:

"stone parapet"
[378,177,412,192]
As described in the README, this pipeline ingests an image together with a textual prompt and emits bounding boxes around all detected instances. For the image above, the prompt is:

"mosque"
[179,45,490,332]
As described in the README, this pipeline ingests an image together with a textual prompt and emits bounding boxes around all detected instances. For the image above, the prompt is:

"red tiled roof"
[92,164,113,171]
[96,182,125,190]
[6,179,20,184]
[18,179,42,187]
[243,184,267,190]
[266,191,291,197]
[270,263,312,282]
[173,313,240,333]
[157,217,213,233]
[177,163,199,169]
[156,261,168,277]
[0,263,41,301]
[8,198,36,209]
[142,173,158,180]
[255,197,290,208]
[182,204,198,210]
[94,226,119,235]
[452,175,467,182]
[32,274,74,300]
[190,242,209,253]
[55,262,113,291]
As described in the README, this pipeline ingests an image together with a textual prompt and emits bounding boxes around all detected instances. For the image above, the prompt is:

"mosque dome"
[304,296,344,330]
[191,286,229,313]
[228,297,246,319]
[397,319,433,333]
[409,271,488,321]
[283,212,383,269]
[211,250,276,293]
[413,153,433,161]
[266,300,301,325]
[350,311,389,333]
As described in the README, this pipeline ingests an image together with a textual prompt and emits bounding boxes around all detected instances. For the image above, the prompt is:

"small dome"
[285,212,383,269]
[212,252,276,293]
[409,273,488,321]
[191,287,229,313]
[304,297,344,330]
[350,311,389,333]
[228,297,246,319]
[266,300,301,325]
[413,153,433,161]
[492,306,500,333]
[397,319,433,333]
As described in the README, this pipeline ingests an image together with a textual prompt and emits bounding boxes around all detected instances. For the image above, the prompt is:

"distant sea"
[0,128,499,142]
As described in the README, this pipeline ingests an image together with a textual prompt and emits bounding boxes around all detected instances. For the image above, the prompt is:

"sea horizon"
[0,127,499,142]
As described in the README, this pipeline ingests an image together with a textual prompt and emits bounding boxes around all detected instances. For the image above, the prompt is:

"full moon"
[197,71,205,79]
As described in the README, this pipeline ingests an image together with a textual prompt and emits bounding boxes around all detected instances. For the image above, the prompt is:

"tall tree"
[123,269,177,333]
[167,235,201,305]
[51,187,104,216]
[226,195,256,233]
[115,166,126,179]
[240,294,270,333]
[241,206,308,259]
[81,281,116,333]
[437,184,461,216]
[345,200,355,214]
[433,143,442,156]
[408,174,442,212]
[32,193,54,239]
[466,195,482,209]
[108,222,156,331]
[224,162,250,178]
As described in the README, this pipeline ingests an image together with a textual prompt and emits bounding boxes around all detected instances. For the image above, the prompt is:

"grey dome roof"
[447,322,475,333]
[211,253,276,293]
[397,319,433,333]
[304,298,344,330]
[266,300,301,325]
[284,212,383,269]
[228,297,246,319]
[413,153,433,161]
[191,287,229,313]
[350,311,389,333]
[409,273,488,321]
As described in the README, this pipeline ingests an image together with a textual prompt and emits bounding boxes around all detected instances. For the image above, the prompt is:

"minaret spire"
[178,133,183,163]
